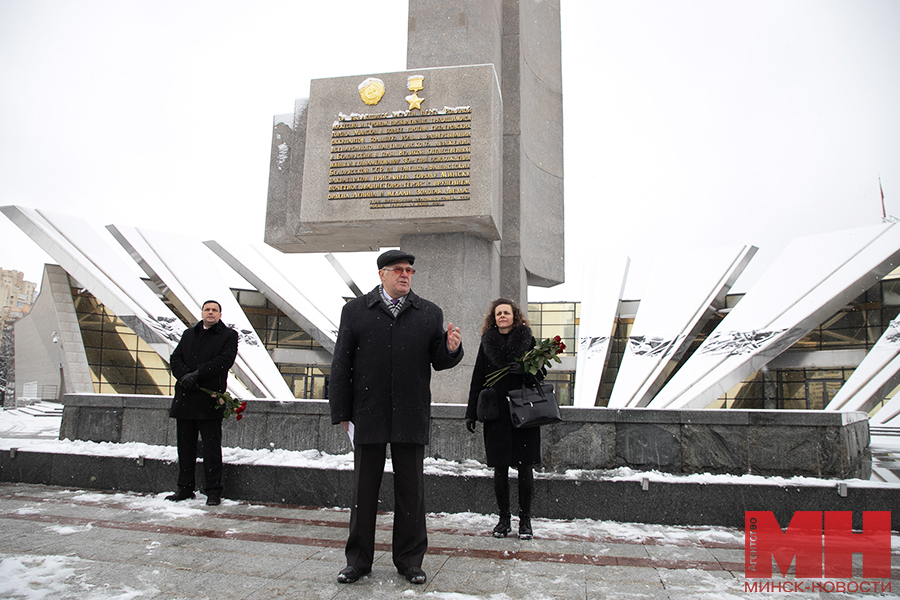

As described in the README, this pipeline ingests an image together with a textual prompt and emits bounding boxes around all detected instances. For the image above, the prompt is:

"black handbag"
[476,388,499,422]
[507,383,562,428]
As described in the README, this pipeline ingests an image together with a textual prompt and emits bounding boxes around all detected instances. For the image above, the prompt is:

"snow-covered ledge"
[58,393,871,480]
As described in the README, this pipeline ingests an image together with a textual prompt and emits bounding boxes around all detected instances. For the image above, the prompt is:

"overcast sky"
[1,0,898,301]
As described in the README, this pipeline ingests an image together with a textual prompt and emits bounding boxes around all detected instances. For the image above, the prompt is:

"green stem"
[484,366,510,387]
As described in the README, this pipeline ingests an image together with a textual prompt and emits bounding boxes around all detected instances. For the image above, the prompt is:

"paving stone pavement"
[0,482,897,599]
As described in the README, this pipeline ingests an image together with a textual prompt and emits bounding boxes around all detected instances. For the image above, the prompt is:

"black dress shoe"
[519,514,533,540]
[399,565,426,584]
[493,513,511,538]
[205,495,221,506]
[337,565,370,583]
[165,489,195,502]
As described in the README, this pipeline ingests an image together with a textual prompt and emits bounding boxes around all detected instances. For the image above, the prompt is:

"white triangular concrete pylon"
[0,205,249,398]
[108,225,292,400]
[608,245,757,408]
[573,254,629,407]
[826,318,900,414]
[650,223,900,409]
[869,392,900,426]
[2,207,183,353]
[205,240,339,353]
[870,465,900,483]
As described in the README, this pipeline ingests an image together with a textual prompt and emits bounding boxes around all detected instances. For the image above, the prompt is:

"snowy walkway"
[1,482,898,599]
[1,406,899,598]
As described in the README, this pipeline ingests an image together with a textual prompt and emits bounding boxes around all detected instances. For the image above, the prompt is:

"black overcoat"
[169,320,239,420]
[466,326,541,467]
[329,287,463,446]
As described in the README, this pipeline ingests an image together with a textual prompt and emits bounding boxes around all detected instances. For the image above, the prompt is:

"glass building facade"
[527,302,579,406]
[70,275,900,412]
[595,277,900,411]
[233,289,330,399]
[707,279,900,413]
[71,285,331,399]
[72,287,178,396]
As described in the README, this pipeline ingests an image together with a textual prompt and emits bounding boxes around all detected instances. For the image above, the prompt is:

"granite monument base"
[58,393,870,479]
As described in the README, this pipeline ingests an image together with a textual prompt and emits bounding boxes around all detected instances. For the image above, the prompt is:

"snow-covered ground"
[2,403,899,489]
[1,480,899,599]
[1,405,900,599]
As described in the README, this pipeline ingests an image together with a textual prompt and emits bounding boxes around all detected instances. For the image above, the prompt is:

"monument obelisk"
[264,1,563,403]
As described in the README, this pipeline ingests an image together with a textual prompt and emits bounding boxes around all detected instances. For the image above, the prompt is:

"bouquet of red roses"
[484,336,566,387]
[200,387,247,420]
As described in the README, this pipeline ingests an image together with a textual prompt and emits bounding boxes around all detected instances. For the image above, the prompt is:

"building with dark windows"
[4,204,900,427]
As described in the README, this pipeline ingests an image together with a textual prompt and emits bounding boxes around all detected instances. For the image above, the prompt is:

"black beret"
[377,250,416,269]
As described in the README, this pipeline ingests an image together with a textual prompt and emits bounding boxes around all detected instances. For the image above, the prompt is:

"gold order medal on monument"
[358,77,385,105]
[406,75,424,110]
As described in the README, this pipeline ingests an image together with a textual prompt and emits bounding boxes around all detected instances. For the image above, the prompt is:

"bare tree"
[0,321,14,406]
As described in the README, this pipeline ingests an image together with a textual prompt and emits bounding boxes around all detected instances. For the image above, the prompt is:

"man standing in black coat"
[166,300,238,506]
[329,250,463,585]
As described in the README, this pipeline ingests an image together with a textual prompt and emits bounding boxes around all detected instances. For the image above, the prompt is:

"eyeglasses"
[381,266,416,275]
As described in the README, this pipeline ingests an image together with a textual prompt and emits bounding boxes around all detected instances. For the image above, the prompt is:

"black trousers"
[345,443,426,572]
[175,418,223,496]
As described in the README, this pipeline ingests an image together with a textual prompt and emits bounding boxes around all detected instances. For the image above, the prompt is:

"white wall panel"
[106,223,197,324]
[108,224,264,398]
[205,241,342,353]
[869,385,900,426]
[609,245,756,408]
[650,223,900,409]
[110,226,292,400]
[1,206,185,356]
[573,255,629,407]
[826,318,900,414]
[870,466,900,483]
[0,206,256,396]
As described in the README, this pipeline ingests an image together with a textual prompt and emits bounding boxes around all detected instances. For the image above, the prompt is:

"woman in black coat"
[465,298,541,540]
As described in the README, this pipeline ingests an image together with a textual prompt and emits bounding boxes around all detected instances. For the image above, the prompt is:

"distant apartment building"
[1,268,37,405]
[1,268,37,325]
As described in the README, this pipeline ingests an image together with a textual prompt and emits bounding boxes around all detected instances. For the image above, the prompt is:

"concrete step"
[9,401,64,418]
[871,426,900,437]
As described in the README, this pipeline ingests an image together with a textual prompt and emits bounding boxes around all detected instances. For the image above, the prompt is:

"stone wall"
[59,394,871,479]
[3,450,896,530]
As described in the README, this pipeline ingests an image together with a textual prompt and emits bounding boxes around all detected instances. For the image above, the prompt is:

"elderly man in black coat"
[166,300,238,506]
[330,249,463,585]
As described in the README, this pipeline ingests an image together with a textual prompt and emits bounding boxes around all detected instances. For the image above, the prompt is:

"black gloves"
[465,419,477,433]
[507,362,524,375]
[181,371,200,391]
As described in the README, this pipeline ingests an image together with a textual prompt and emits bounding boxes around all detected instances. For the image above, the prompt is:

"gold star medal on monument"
[406,75,424,110]
[358,77,385,105]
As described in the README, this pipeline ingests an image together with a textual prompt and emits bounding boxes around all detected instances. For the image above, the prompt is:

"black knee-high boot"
[517,465,534,540]
[492,467,511,537]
